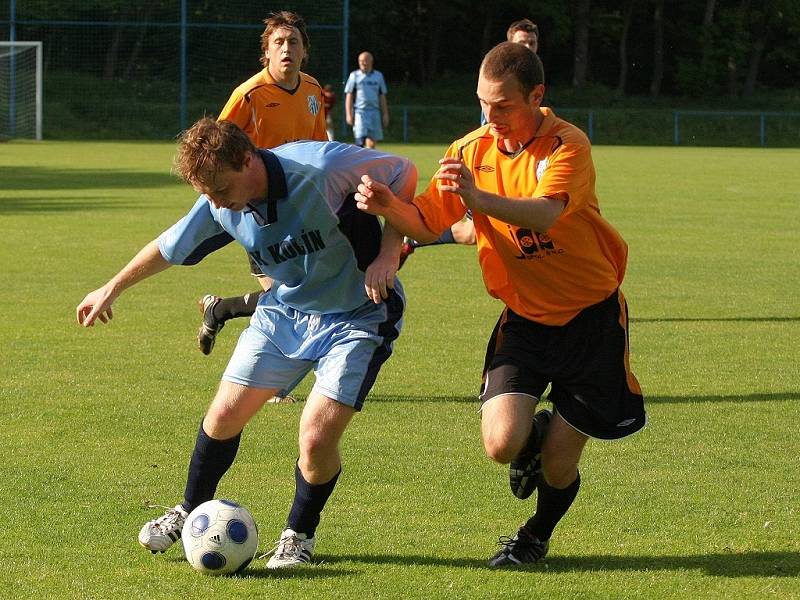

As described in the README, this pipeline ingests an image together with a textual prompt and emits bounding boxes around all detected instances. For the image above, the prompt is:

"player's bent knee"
[482,433,520,464]
[204,383,276,437]
[298,428,337,461]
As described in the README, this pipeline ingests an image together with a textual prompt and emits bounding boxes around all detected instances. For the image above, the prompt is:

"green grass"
[1,141,799,599]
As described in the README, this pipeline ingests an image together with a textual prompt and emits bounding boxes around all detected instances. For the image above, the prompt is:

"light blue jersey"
[158,141,416,314]
[344,69,387,112]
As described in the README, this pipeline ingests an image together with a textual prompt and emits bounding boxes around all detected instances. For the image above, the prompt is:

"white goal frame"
[0,41,43,140]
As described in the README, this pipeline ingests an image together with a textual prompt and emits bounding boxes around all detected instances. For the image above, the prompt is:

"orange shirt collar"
[534,106,557,138]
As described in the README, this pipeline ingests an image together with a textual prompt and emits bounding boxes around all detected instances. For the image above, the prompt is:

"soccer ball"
[181,499,259,575]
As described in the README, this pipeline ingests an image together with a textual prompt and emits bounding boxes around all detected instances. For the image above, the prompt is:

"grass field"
[1,140,799,599]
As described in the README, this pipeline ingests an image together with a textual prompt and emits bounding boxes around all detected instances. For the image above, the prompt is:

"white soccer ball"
[181,499,259,575]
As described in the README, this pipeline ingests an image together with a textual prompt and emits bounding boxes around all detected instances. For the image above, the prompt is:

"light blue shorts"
[222,290,404,410]
[354,110,383,143]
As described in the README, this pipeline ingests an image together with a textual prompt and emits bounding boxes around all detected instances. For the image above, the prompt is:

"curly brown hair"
[260,10,310,68]
[173,118,256,189]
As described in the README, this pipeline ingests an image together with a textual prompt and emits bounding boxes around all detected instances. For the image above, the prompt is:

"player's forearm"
[106,240,172,297]
[382,201,438,244]
[473,191,564,232]
[378,222,403,260]
[345,94,354,121]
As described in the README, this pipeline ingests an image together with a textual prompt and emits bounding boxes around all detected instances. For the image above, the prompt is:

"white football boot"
[265,528,315,568]
[138,504,188,553]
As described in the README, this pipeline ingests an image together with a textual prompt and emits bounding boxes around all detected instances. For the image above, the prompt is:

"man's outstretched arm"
[76,240,172,327]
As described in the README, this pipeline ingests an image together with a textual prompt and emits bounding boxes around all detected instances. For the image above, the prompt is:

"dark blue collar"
[245,149,288,225]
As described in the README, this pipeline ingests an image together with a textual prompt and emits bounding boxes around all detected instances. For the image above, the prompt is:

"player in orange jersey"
[399,18,541,268]
[217,12,327,147]
[196,12,327,359]
[355,42,645,567]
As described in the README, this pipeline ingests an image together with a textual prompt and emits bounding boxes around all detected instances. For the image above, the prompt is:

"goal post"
[0,41,43,140]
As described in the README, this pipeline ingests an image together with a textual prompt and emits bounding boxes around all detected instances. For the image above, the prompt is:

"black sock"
[182,423,241,512]
[524,472,581,541]
[212,290,264,323]
[286,462,340,538]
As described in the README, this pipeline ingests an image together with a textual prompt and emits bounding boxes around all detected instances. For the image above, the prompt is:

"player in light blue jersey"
[345,51,389,148]
[76,118,416,569]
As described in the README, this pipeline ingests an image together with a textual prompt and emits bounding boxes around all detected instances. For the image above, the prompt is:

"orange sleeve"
[411,142,469,235]
[217,91,251,132]
[534,143,595,217]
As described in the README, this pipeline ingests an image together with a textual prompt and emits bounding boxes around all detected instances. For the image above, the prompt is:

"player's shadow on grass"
[634,316,800,323]
[0,195,140,213]
[647,391,799,404]
[374,391,799,404]
[162,555,357,579]
[0,166,178,191]
[241,565,359,579]
[322,550,800,578]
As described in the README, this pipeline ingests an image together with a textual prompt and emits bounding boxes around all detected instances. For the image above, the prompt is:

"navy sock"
[524,472,581,541]
[286,462,340,538]
[434,227,457,245]
[212,290,263,323]
[182,423,241,512]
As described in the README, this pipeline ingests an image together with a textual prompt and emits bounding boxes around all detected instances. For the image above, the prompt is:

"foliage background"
[2,0,799,141]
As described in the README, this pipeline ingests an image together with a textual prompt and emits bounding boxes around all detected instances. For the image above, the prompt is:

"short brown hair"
[260,10,310,68]
[506,18,539,41]
[174,118,256,189]
[480,42,545,98]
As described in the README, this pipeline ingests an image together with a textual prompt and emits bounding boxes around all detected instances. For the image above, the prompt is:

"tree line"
[349,0,799,99]
[5,0,798,102]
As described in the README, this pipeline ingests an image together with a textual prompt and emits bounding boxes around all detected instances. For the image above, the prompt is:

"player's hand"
[356,175,396,215]
[435,158,480,208]
[364,252,397,304]
[76,285,117,327]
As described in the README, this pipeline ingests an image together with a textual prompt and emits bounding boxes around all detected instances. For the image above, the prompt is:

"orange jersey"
[218,69,328,148]
[413,107,628,326]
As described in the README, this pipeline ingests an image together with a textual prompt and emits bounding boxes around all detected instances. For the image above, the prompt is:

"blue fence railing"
[392,105,800,147]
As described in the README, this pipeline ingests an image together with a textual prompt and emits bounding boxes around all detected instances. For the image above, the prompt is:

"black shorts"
[479,290,645,440]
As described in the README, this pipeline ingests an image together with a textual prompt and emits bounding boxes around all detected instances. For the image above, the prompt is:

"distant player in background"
[322,83,337,140]
[506,18,539,52]
[345,51,389,148]
[399,18,541,267]
[77,118,416,569]
[195,11,327,363]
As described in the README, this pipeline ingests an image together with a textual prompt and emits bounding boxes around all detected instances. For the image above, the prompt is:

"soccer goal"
[0,41,43,140]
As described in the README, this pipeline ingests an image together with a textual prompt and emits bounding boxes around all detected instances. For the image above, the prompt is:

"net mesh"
[0,43,39,140]
[4,1,345,138]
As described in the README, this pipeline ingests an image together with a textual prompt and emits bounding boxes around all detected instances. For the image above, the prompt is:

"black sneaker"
[509,408,553,499]
[196,294,223,355]
[487,527,549,567]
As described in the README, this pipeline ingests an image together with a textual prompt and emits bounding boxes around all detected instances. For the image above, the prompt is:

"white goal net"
[0,41,42,140]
